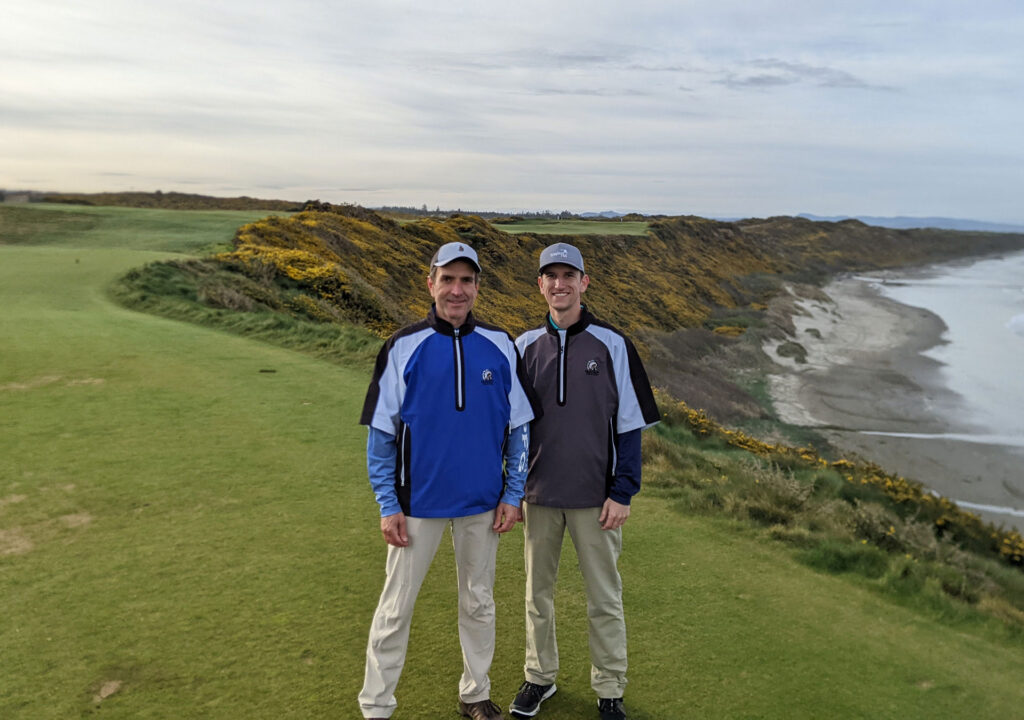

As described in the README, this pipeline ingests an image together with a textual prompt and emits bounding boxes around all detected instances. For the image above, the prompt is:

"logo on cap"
[539,242,584,273]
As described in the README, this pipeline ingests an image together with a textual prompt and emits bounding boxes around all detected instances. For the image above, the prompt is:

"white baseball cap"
[431,242,481,272]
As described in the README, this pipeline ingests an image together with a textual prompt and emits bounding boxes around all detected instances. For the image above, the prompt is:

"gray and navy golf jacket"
[516,307,659,508]
[361,306,540,518]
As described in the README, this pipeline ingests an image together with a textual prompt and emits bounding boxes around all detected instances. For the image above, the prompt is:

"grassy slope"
[1,205,1022,719]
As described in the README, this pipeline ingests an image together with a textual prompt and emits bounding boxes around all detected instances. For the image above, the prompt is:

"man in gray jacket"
[510,243,660,720]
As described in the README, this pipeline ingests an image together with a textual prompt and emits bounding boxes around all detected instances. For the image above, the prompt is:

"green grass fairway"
[0,203,288,254]
[494,218,650,236]
[2,205,1023,718]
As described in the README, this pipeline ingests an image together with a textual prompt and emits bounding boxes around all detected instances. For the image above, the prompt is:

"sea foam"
[1009,313,1024,337]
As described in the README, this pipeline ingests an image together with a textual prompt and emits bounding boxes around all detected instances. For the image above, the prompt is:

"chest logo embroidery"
[585,359,600,375]
[481,369,494,384]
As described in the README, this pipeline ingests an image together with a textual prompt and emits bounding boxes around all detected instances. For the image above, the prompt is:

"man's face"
[538,263,589,313]
[428,259,479,327]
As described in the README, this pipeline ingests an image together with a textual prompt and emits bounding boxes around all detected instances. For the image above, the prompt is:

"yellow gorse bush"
[210,202,1024,345]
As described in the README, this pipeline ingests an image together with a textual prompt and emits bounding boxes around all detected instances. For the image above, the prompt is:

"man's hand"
[492,502,522,534]
[381,511,409,547]
[599,498,630,530]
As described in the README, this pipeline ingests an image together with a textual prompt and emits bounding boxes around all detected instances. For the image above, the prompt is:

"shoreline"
[765,276,1024,532]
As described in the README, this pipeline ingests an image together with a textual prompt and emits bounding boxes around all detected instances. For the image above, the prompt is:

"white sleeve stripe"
[585,325,649,434]
[369,327,433,435]
[515,327,547,355]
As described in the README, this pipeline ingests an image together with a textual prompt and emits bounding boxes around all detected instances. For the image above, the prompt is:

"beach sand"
[765,277,1024,532]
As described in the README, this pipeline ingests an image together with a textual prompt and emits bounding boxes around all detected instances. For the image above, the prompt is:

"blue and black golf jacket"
[360,306,541,518]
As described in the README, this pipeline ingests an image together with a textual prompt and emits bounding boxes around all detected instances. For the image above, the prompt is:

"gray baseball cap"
[431,242,481,272]
[538,242,585,274]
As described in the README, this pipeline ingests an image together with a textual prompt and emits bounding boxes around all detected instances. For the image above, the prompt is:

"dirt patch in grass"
[60,513,93,528]
[0,511,92,556]
[0,375,62,391]
[0,376,105,391]
[92,679,123,704]
[0,528,33,555]
[0,494,27,509]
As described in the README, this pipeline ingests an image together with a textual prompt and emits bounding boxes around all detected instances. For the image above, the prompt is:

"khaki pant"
[522,502,627,698]
[358,511,499,719]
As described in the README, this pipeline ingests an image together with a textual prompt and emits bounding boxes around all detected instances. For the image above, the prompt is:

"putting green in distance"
[494,218,650,236]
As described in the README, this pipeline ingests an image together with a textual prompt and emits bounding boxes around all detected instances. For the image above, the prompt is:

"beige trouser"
[358,511,499,719]
[522,502,627,698]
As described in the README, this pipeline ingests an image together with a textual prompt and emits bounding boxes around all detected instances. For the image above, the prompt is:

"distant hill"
[38,190,302,212]
[579,210,625,218]
[798,213,1024,234]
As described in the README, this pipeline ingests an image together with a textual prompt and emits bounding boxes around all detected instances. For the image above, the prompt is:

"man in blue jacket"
[358,242,540,720]
[510,243,659,720]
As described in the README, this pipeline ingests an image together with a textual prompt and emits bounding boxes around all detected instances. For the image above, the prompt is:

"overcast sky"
[3,1,1023,221]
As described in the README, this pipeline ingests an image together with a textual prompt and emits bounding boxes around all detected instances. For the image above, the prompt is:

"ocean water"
[870,250,1024,446]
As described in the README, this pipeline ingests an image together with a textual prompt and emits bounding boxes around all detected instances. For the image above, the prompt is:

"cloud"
[717,58,891,91]
[626,63,697,73]
[719,73,796,89]
[753,59,888,89]
[0,96,318,138]
[529,88,651,97]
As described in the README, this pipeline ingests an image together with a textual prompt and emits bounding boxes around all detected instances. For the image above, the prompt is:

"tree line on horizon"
[18,189,650,222]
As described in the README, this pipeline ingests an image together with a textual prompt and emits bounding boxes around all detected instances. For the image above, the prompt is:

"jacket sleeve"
[500,423,530,507]
[360,337,404,435]
[508,338,542,427]
[609,428,642,504]
[613,336,660,433]
[366,427,402,517]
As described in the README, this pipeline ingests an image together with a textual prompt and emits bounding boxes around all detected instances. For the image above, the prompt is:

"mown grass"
[0,203,290,254]
[2,204,1024,719]
[0,245,377,719]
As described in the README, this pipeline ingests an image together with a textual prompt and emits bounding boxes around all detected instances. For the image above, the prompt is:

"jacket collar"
[544,304,593,336]
[428,304,476,336]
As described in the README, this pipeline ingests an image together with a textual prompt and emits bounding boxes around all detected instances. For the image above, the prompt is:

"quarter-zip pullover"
[361,306,540,518]
[516,306,659,508]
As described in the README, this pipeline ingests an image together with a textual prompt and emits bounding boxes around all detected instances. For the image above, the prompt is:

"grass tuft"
[798,539,891,578]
